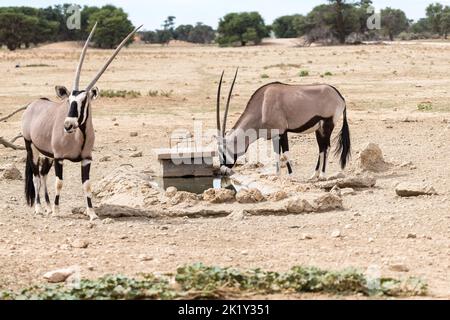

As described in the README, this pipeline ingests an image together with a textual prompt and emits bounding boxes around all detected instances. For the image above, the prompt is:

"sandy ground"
[0,40,449,298]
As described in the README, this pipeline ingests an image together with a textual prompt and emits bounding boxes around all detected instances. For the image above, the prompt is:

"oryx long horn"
[222,68,239,137]
[216,71,225,134]
[85,25,143,91]
[73,22,97,91]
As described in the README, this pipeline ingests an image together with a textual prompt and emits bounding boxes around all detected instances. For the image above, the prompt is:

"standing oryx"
[216,70,351,179]
[22,23,142,220]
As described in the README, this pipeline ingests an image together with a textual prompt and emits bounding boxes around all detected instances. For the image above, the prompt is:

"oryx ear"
[90,87,99,100]
[55,86,69,99]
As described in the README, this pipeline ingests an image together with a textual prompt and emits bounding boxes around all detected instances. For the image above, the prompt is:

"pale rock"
[202,188,235,204]
[236,188,265,204]
[286,197,316,214]
[331,230,342,238]
[389,264,409,272]
[165,186,178,198]
[1,164,22,180]
[71,239,89,249]
[43,268,76,283]
[395,182,437,197]
[267,190,288,202]
[130,151,143,158]
[314,193,343,211]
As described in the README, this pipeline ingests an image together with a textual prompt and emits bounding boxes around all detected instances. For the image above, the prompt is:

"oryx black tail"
[335,107,351,170]
[25,140,35,207]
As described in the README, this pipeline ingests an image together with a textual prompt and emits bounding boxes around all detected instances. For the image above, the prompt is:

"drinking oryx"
[216,70,351,179]
[22,23,142,221]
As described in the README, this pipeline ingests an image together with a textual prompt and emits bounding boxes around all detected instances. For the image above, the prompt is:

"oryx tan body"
[217,72,351,178]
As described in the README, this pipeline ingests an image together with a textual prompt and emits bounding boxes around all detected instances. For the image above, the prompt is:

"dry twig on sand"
[0,106,27,150]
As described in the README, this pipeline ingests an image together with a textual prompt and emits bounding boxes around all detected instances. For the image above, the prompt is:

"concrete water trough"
[154,148,217,178]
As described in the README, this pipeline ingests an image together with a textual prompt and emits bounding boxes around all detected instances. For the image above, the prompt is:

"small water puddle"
[153,176,238,194]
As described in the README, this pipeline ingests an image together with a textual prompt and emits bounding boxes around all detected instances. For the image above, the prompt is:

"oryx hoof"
[308,173,320,181]
[318,174,328,181]
[86,208,99,221]
[34,204,44,216]
[52,205,60,218]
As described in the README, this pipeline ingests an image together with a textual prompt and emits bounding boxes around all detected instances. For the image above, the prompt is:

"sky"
[3,0,450,30]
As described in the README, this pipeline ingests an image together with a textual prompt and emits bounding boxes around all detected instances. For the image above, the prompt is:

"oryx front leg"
[53,160,63,217]
[81,160,98,221]
[40,158,53,215]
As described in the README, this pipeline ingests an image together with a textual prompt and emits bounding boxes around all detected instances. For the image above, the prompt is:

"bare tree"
[0,106,27,150]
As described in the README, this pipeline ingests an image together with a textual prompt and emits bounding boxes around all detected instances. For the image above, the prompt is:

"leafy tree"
[175,24,194,41]
[411,18,431,34]
[188,23,215,44]
[381,7,409,41]
[87,5,135,49]
[272,15,305,38]
[441,6,450,38]
[217,12,268,46]
[0,11,37,50]
[426,3,444,35]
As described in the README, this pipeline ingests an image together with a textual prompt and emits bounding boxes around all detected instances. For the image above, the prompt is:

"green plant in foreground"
[417,101,432,111]
[261,74,270,79]
[0,264,427,300]
[299,70,309,77]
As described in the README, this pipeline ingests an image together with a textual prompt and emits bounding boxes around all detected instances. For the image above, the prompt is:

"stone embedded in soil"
[130,132,138,137]
[357,143,391,172]
[236,188,265,204]
[165,186,178,198]
[99,156,111,162]
[395,182,437,197]
[317,175,376,190]
[202,188,235,204]
[130,151,143,158]
[102,218,115,225]
[71,239,89,249]
[331,230,342,238]
[341,188,356,196]
[170,191,198,206]
[389,264,410,273]
[300,234,313,240]
[138,254,153,262]
[0,164,22,180]
[43,268,76,283]
[314,193,344,211]
[227,210,246,221]
[267,190,288,202]
[286,197,316,214]
[407,233,417,239]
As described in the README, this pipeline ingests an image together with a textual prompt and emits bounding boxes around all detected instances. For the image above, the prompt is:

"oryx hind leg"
[40,158,53,215]
[81,159,98,221]
[280,132,293,175]
[30,145,43,215]
[313,119,335,181]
